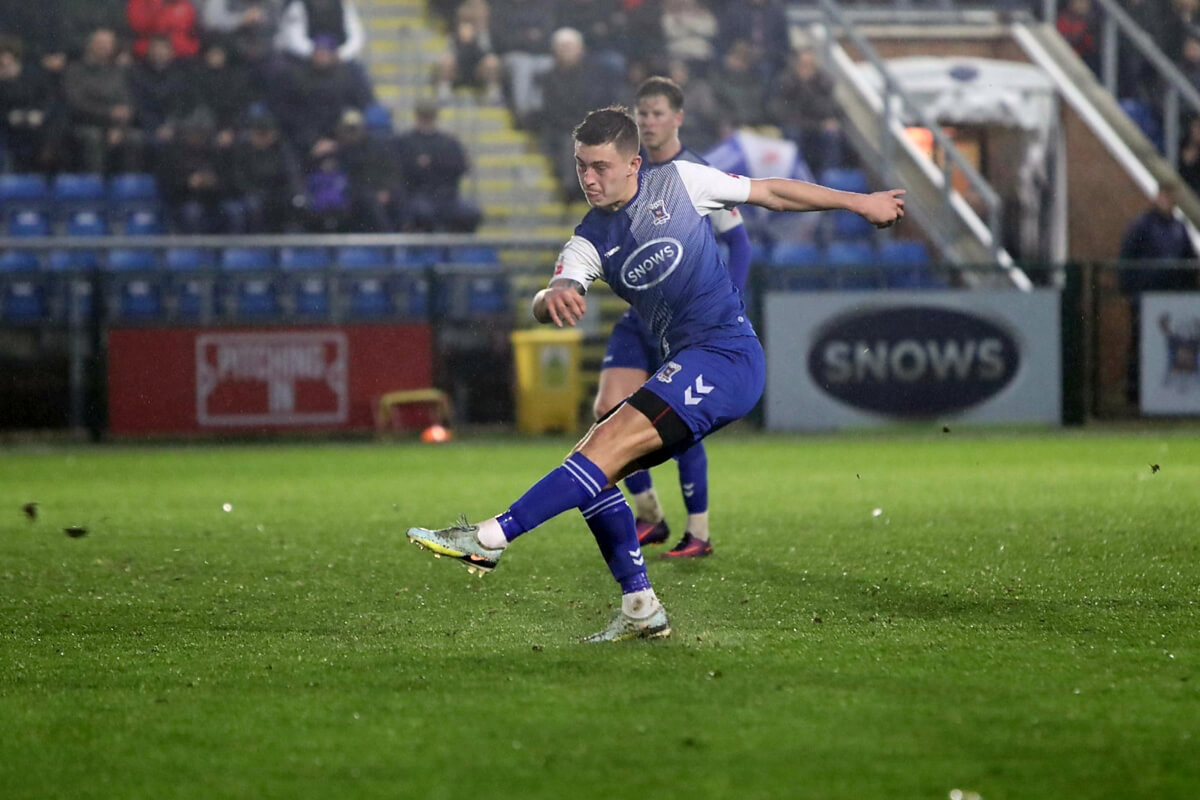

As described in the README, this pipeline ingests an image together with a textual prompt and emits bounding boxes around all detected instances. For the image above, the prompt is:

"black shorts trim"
[625,388,693,472]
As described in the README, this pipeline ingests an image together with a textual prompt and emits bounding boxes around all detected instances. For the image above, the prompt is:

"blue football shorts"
[602,309,661,372]
[641,335,765,445]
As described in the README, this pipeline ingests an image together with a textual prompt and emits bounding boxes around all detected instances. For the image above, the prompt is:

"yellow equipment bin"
[511,328,583,434]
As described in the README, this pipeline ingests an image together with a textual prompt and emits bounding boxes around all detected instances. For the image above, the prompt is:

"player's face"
[635,95,683,155]
[575,141,640,209]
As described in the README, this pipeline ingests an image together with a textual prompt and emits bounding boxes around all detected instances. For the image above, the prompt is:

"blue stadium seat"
[48,249,99,271]
[827,240,881,290]
[346,276,392,317]
[829,209,875,241]
[395,246,440,268]
[221,247,275,270]
[0,250,40,272]
[1120,98,1163,153]
[124,208,164,236]
[364,103,393,134]
[165,247,216,270]
[6,209,50,237]
[336,246,388,269]
[451,245,498,265]
[232,277,280,316]
[52,173,106,214]
[66,210,108,237]
[294,277,331,316]
[2,278,47,322]
[116,278,164,319]
[818,167,870,194]
[108,173,160,212]
[107,248,156,271]
[879,240,932,289]
[0,173,48,213]
[281,247,332,270]
[466,276,508,313]
[769,241,822,267]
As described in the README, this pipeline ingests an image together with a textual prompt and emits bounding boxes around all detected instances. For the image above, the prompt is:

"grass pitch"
[2,429,1197,799]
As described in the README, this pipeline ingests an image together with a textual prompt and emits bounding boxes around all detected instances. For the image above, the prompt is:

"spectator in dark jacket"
[716,0,790,84]
[156,106,243,232]
[331,107,398,231]
[709,39,767,129]
[231,108,303,231]
[767,47,845,174]
[394,98,481,232]
[63,28,145,173]
[278,34,372,151]
[1056,0,1100,75]
[128,35,196,144]
[193,37,260,142]
[128,0,203,60]
[0,36,57,171]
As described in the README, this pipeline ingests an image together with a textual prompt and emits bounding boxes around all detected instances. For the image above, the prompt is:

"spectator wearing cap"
[128,0,203,60]
[394,99,481,232]
[63,28,145,173]
[156,106,244,232]
[232,108,304,231]
[278,32,373,151]
[330,107,399,231]
[276,0,365,63]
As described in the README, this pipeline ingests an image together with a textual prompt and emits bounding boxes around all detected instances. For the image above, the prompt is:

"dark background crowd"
[0,0,480,235]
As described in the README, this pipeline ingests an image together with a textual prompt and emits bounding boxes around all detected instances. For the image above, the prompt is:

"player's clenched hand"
[534,282,588,327]
[861,189,906,228]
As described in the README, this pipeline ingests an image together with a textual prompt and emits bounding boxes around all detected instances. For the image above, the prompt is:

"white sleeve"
[674,160,752,216]
[708,206,745,236]
[551,235,604,291]
[338,2,365,62]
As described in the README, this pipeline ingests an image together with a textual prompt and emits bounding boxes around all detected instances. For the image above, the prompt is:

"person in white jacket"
[275,0,364,63]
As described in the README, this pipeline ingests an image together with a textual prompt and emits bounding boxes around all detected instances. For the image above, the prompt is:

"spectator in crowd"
[193,37,260,142]
[556,0,626,77]
[278,33,373,152]
[621,0,666,69]
[276,0,365,63]
[1162,0,1200,63]
[63,28,145,173]
[231,108,304,232]
[1178,114,1200,192]
[709,39,767,129]
[128,0,203,60]
[1056,0,1100,75]
[667,58,720,153]
[301,145,351,232]
[156,105,244,232]
[433,0,503,103]
[128,35,195,150]
[490,0,557,122]
[1118,0,1169,104]
[767,47,845,174]
[201,0,283,49]
[329,107,398,231]
[1180,31,1200,93]
[0,0,127,71]
[394,98,481,232]
[529,27,618,201]
[716,0,790,84]
[1118,180,1199,402]
[660,0,718,75]
[0,36,57,171]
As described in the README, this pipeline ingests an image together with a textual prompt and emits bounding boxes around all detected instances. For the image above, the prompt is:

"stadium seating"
[0,173,48,215]
[451,245,499,265]
[878,239,934,289]
[165,247,216,319]
[221,247,275,271]
[124,209,164,236]
[282,248,333,315]
[768,241,822,267]
[818,167,870,194]
[108,248,157,271]
[828,209,876,241]
[281,247,332,270]
[52,173,106,216]
[108,173,160,214]
[7,209,49,237]
[466,275,508,314]
[826,240,881,290]
[0,250,39,272]
[66,210,109,238]
[336,246,388,269]
[346,275,393,317]
[2,276,46,322]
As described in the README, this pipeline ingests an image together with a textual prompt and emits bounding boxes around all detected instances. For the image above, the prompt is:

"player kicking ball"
[595,76,756,559]
[407,107,904,642]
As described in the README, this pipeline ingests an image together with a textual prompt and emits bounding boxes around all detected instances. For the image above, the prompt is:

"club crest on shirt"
[648,199,671,226]
[656,361,682,384]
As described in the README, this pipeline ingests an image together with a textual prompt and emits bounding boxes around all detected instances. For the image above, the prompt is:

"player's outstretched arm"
[532,279,588,327]
[746,178,905,228]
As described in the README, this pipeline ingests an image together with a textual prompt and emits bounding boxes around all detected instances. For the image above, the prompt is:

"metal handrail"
[817,0,1005,261]
[1044,0,1200,169]
[0,232,565,252]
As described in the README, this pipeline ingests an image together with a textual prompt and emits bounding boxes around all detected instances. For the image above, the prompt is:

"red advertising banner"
[108,324,433,435]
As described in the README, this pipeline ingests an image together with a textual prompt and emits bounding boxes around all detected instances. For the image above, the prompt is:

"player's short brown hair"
[573,106,640,157]
[636,76,684,112]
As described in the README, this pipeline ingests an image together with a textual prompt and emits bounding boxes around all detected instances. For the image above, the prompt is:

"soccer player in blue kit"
[598,76,754,559]
[407,106,904,642]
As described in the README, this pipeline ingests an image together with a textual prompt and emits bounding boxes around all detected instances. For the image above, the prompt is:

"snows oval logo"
[620,238,683,291]
[807,306,1019,417]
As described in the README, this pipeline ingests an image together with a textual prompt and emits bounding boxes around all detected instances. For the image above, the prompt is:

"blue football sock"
[499,452,610,541]
[623,469,653,496]
[675,441,709,515]
[582,487,651,594]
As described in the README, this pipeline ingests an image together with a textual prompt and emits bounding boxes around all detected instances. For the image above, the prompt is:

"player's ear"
[629,154,642,175]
